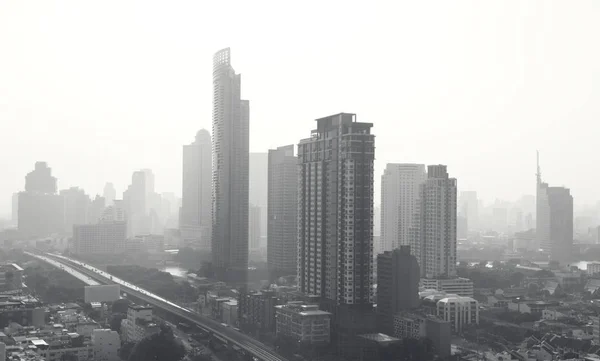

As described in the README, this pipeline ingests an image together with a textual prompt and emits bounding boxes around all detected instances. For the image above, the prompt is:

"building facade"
[91,329,120,361]
[250,152,268,239]
[249,205,261,250]
[267,145,298,277]
[297,113,375,307]
[238,290,279,334]
[410,165,457,279]
[436,296,479,333]
[181,129,212,251]
[211,47,250,281]
[420,278,474,297]
[376,246,420,334]
[275,303,331,345]
[73,222,126,255]
[380,164,426,253]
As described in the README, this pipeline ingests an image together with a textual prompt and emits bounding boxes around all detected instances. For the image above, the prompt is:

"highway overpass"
[30,252,288,361]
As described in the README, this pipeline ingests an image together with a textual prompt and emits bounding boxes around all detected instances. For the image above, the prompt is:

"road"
[27,253,101,286]
[30,252,288,361]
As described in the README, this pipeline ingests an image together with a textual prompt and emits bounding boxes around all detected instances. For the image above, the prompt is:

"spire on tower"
[536,150,542,186]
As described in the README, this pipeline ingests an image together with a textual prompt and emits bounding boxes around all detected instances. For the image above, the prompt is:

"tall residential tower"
[211,48,250,281]
[181,129,212,251]
[267,145,298,278]
[380,164,426,253]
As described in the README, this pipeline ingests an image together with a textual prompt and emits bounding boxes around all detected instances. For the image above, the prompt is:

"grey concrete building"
[211,48,250,281]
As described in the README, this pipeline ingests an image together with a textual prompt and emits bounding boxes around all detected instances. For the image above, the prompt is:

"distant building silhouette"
[536,152,574,261]
[297,113,376,353]
[249,205,261,250]
[380,164,426,253]
[103,182,116,206]
[18,162,64,238]
[459,190,478,233]
[267,144,298,278]
[25,161,57,194]
[123,171,149,237]
[411,165,457,279]
[211,48,250,282]
[376,246,420,334]
[250,152,268,239]
[181,129,212,251]
[87,195,106,224]
[60,187,90,233]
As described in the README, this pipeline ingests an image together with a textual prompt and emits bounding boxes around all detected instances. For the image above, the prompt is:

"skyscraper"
[298,113,375,306]
[18,162,64,238]
[249,205,261,250]
[411,165,457,279]
[250,152,268,239]
[297,113,376,352]
[536,152,573,261]
[211,48,250,281]
[267,145,298,277]
[459,190,478,233]
[103,183,116,207]
[61,187,91,233]
[380,164,426,253]
[123,171,148,237]
[181,129,212,251]
[25,161,57,194]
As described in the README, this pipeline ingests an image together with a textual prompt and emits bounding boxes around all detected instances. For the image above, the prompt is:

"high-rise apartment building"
[181,129,212,251]
[250,152,268,238]
[61,187,91,233]
[249,205,261,250]
[211,48,250,281]
[411,165,457,279]
[267,145,298,277]
[380,164,426,253]
[297,113,375,307]
[536,153,573,261]
[18,162,65,238]
[103,183,116,207]
[459,191,478,233]
[73,221,127,255]
[376,246,420,334]
[25,161,57,194]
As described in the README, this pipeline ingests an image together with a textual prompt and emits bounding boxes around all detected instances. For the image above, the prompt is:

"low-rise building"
[92,329,120,361]
[588,263,600,276]
[0,294,45,328]
[275,303,331,345]
[222,300,238,326]
[507,300,559,315]
[420,277,474,297]
[436,296,479,333]
[121,305,159,343]
[238,290,279,334]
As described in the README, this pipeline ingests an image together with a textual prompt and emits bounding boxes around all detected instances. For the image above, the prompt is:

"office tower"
[18,162,65,238]
[87,195,106,225]
[211,48,250,281]
[249,205,261,250]
[536,153,573,261]
[61,187,91,233]
[376,246,420,334]
[181,129,212,251]
[267,145,298,277]
[380,164,426,253]
[103,183,116,206]
[25,161,57,194]
[123,171,149,237]
[411,165,457,279]
[250,152,268,238]
[459,190,478,233]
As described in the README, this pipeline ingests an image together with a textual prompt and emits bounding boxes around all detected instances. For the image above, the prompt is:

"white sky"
[1,0,599,217]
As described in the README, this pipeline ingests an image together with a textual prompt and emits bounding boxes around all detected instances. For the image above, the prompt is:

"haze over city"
[2,0,600,217]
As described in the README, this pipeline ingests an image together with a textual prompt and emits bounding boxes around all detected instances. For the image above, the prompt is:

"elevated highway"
[29,252,288,361]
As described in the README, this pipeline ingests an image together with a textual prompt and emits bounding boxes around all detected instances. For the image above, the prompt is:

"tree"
[110,313,127,333]
[112,298,130,313]
[128,324,185,361]
[510,272,525,287]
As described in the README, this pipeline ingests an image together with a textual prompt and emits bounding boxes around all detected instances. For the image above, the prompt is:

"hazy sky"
[1,0,599,217]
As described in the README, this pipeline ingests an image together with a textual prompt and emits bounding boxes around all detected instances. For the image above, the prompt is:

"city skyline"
[2,1,600,216]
